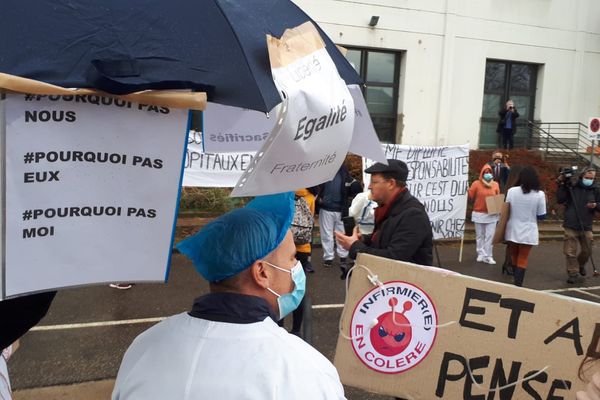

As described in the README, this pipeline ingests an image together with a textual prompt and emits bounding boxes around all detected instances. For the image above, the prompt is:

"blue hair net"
[176,192,295,282]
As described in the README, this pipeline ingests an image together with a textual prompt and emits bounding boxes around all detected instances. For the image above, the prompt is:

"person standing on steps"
[497,100,519,150]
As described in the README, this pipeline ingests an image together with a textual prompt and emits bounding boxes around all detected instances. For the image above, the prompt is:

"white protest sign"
[589,117,600,141]
[230,22,354,197]
[183,130,254,187]
[2,94,188,298]
[202,86,385,165]
[364,144,469,239]
[202,102,276,153]
[347,84,386,163]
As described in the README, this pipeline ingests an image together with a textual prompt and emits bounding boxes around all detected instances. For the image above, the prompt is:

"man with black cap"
[113,193,345,400]
[335,159,433,266]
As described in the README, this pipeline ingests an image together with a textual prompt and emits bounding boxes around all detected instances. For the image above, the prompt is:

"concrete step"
[175,216,600,247]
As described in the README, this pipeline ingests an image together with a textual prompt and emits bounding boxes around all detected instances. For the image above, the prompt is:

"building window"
[345,48,401,143]
[479,60,538,149]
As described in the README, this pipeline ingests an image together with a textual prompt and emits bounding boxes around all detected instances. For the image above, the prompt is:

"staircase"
[527,121,598,170]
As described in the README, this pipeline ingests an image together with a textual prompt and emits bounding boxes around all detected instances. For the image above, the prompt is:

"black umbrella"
[0,0,361,112]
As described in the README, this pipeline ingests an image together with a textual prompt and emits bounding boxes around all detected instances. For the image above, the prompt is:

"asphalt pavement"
[8,239,600,400]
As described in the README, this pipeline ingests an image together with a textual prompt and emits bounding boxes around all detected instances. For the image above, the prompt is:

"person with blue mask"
[112,192,346,400]
[557,167,600,284]
[468,164,501,265]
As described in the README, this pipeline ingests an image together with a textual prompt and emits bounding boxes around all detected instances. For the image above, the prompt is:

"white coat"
[349,191,377,235]
[112,312,346,400]
[505,186,546,245]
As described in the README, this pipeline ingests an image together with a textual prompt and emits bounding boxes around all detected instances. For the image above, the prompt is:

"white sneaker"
[476,255,484,262]
[484,257,496,265]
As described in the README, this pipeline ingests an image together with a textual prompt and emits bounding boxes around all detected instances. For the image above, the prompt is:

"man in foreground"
[112,192,345,400]
[335,159,433,266]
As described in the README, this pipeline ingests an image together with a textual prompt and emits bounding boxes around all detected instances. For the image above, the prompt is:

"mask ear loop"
[338,264,456,341]
[338,264,382,340]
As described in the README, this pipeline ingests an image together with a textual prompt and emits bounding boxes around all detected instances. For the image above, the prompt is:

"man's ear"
[249,260,270,289]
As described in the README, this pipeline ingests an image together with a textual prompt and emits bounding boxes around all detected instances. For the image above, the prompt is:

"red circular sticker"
[349,281,438,374]
[591,118,600,133]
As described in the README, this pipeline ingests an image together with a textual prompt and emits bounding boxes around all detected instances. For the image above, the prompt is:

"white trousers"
[474,222,496,259]
[319,209,348,261]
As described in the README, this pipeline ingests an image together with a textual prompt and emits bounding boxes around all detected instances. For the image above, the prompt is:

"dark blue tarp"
[0,0,362,112]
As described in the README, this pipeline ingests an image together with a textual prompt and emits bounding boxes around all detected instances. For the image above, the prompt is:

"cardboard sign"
[364,144,469,239]
[230,22,354,196]
[485,194,505,215]
[493,202,510,245]
[1,94,188,298]
[182,130,255,187]
[334,253,600,399]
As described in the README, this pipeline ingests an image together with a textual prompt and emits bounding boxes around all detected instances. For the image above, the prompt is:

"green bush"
[179,187,250,214]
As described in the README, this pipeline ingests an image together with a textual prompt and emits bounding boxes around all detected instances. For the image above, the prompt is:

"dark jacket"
[0,291,56,349]
[485,161,510,192]
[497,108,520,134]
[317,166,361,217]
[556,180,600,231]
[349,190,433,266]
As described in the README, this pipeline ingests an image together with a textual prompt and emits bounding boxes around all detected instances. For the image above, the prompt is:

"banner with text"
[335,254,600,399]
[231,22,354,196]
[183,130,254,187]
[2,94,188,298]
[202,85,385,164]
[202,102,276,153]
[364,144,469,239]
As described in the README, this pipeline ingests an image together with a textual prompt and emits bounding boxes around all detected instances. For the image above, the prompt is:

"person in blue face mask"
[468,164,501,265]
[557,167,600,283]
[113,192,345,400]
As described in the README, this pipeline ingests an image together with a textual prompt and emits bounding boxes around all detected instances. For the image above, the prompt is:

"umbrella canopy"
[0,0,361,112]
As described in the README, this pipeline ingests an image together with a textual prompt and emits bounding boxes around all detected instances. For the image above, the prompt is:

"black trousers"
[502,128,514,150]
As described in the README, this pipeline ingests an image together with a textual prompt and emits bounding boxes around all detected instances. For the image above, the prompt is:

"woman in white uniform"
[112,193,346,400]
[504,166,546,287]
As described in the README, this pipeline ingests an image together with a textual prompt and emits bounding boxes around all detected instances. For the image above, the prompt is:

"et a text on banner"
[3,94,188,298]
[364,144,469,239]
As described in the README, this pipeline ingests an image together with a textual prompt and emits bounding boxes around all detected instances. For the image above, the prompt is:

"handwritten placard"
[364,144,469,239]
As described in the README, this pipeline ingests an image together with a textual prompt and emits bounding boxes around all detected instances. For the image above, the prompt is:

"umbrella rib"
[212,0,272,112]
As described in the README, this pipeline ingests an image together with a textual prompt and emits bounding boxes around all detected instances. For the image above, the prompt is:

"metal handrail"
[527,120,596,167]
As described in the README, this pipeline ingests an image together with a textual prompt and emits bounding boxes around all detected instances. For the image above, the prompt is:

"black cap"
[364,159,409,181]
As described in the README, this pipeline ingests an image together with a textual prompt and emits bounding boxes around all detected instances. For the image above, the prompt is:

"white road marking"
[31,305,347,331]
[543,285,600,293]
[31,317,166,331]
[312,303,344,309]
[29,287,600,332]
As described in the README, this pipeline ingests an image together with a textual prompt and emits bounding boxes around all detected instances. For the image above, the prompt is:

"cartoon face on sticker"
[370,298,413,357]
[350,281,438,374]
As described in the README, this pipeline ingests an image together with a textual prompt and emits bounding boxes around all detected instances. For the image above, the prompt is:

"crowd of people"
[468,150,600,287]
[2,150,600,399]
